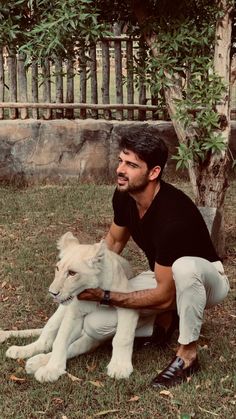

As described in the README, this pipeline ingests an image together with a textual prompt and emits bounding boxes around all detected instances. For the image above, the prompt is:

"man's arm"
[79,262,176,311]
[105,222,130,254]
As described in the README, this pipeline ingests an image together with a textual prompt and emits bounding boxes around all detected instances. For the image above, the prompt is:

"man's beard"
[117,172,150,193]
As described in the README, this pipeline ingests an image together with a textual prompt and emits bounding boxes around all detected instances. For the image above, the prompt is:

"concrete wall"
[0,119,235,185]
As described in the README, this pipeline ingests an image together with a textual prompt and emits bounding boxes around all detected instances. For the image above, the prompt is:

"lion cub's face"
[49,232,105,304]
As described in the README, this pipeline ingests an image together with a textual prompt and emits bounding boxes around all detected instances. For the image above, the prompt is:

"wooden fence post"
[18,52,28,119]
[90,43,98,119]
[138,40,147,121]
[126,40,134,120]
[79,45,87,119]
[42,58,52,120]
[0,49,4,120]
[7,50,18,119]
[31,61,39,119]
[114,38,123,120]
[65,59,74,119]
[54,57,64,119]
[102,40,111,120]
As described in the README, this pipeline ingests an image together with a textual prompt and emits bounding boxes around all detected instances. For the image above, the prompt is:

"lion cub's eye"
[68,270,77,277]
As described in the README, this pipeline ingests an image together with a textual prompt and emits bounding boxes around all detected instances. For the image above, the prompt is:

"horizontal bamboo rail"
[0,102,159,111]
[100,36,139,42]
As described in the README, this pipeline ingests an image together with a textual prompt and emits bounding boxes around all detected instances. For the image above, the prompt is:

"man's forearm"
[108,288,175,310]
[78,287,176,311]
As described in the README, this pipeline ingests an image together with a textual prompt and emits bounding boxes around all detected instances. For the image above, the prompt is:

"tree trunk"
[133,0,232,256]
[190,1,232,205]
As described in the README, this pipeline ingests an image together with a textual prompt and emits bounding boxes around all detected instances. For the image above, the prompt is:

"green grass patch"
[0,180,235,418]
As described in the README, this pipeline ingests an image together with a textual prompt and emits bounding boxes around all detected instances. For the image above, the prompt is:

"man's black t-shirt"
[112,181,219,270]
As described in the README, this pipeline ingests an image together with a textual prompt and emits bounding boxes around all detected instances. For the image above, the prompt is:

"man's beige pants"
[83,256,230,345]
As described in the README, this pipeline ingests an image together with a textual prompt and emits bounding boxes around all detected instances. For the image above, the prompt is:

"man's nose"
[117,161,124,173]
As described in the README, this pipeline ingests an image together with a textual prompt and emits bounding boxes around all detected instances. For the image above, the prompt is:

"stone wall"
[0,119,235,185]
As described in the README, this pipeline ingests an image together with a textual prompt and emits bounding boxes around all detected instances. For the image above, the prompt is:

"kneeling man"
[78,129,229,388]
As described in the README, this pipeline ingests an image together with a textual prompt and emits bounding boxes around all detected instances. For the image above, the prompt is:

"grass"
[0,179,235,419]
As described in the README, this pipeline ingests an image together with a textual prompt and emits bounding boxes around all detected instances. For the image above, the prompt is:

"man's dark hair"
[119,128,169,175]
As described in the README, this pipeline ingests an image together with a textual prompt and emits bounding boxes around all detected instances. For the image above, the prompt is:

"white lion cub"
[2,232,140,383]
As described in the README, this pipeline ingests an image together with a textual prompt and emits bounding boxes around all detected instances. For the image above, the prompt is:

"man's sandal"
[151,356,200,388]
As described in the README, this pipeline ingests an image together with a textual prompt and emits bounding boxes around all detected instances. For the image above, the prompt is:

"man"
[79,129,229,388]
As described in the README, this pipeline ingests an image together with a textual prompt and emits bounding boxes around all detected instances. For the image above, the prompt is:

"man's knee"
[172,257,199,292]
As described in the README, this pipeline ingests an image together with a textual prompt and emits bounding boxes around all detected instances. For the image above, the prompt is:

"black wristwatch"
[100,290,111,306]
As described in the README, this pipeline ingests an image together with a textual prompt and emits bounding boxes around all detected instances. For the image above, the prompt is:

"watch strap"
[100,290,110,305]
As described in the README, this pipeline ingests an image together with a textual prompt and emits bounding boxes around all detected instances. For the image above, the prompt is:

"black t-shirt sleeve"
[112,189,128,227]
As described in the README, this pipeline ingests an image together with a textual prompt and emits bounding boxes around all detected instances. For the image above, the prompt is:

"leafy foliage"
[0,0,32,49]
[0,0,110,59]
[173,72,227,167]
[0,0,234,169]
[130,1,233,168]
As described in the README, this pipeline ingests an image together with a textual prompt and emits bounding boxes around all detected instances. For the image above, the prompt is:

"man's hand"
[77,288,103,302]
[77,262,176,310]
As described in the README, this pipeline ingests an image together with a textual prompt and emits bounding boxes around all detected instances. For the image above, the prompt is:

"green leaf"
[180,414,193,419]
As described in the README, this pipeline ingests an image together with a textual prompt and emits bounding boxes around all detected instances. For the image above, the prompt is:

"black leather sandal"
[151,356,200,389]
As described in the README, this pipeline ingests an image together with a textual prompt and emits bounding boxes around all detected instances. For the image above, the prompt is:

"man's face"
[116,149,150,193]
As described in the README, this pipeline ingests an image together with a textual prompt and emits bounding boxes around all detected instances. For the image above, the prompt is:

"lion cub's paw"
[107,360,133,379]
[26,353,51,374]
[6,345,33,359]
[34,365,66,383]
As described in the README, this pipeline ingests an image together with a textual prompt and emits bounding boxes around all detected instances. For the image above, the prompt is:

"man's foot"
[151,356,200,389]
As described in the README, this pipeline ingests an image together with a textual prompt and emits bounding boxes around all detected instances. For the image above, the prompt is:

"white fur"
[3,232,139,383]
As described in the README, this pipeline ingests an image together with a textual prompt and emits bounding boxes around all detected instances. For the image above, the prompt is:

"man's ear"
[148,165,161,181]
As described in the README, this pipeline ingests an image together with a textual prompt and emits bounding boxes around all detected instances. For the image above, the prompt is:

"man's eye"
[68,270,77,276]
[128,162,138,168]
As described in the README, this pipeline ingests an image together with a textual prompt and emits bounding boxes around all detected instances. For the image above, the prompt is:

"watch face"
[101,290,110,305]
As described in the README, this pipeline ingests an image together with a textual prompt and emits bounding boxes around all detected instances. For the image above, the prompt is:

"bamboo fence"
[0,36,235,121]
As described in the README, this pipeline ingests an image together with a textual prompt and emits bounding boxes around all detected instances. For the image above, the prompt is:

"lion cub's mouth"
[54,295,74,305]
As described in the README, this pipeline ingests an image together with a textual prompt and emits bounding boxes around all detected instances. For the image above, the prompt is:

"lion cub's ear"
[57,232,79,251]
[87,240,107,268]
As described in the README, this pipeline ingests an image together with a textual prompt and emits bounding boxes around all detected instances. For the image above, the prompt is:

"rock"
[198,206,224,257]
[0,119,235,185]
